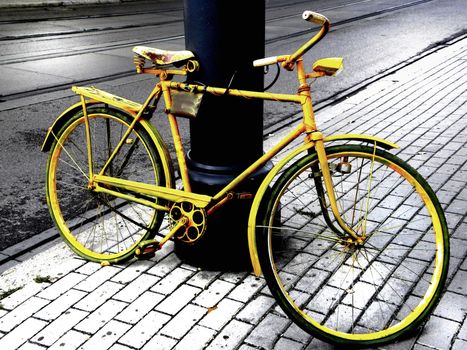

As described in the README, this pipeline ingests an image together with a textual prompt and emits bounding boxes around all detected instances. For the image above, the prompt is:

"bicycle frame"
[70,58,397,249]
[41,14,399,270]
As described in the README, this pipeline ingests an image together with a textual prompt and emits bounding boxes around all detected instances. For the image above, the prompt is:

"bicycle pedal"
[135,240,160,260]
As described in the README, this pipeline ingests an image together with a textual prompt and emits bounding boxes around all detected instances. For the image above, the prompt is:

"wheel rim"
[47,113,160,261]
[264,148,447,342]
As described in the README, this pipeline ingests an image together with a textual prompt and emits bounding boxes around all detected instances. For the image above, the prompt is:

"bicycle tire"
[256,144,449,347]
[46,106,168,263]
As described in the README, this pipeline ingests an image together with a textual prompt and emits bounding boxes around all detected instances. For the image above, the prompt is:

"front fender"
[247,133,399,276]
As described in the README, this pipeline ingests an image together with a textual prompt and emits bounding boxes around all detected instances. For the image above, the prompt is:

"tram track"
[0,0,436,102]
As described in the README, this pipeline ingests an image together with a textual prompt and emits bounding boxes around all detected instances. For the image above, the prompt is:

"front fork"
[309,132,361,242]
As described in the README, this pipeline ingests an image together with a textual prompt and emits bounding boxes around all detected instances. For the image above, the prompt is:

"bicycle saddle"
[132,46,195,66]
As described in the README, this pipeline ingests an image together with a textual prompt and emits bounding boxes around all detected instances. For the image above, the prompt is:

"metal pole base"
[174,154,272,271]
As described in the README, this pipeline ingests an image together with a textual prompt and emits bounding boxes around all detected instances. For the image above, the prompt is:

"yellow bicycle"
[42,11,449,347]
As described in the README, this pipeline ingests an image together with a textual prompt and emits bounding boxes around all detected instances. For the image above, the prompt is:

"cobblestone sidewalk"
[0,37,466,350]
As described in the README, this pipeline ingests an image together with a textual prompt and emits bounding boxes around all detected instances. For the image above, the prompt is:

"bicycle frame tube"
[160,80,192,192]
[98,84,163,176]
[80,95,94,180]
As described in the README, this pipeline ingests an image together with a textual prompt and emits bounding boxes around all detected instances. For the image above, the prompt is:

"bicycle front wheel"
[46,106,168,263]
[257,144,449,347]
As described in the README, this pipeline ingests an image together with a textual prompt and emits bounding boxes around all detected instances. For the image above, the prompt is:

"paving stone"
[228,275,265,303]
[448,269,467,295]
[171,324,216,350]
[115,291,165,324]
[76,262,102,276]
[304,337,337,350]
[78,320,131,350]
[433,291,467,322]
[141,334,177,350]
[38,272,87,300]
[146,253,182,278]
[118,310,171,348]
[17,342,47,350]
[74,281,123,312]
[0,282,46,310]
[236,294,276,324]
[237,345,257,350]
[206,319,253,350]
[108,344,134,350]
[417,315,460,349]
[199,298,243,331]
[282,323,313,345]
[449,238,467,260]
[113,273,160,303]
[111,260,154,284]
[155,284,201,315]
[151,267,194,295]
[274,337,305,350]
[193,279,236,308]
[245,313,290,349]
[160,303,207,339]
[75,299,128,334]
[34,289,87,321]
[452,338,467,350]
[48,330,89,350]
[0,296,49,332]
[186,269,222,289]
[32,308,88,346]
[458,319,467,341]
[74,266,121,292]
[0,317,47,350]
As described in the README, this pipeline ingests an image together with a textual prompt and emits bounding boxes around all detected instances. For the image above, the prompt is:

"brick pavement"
[0,36,466,350]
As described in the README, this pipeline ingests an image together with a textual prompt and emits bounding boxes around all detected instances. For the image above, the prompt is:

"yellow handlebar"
[302,11,328,25]
[282,11,330,71]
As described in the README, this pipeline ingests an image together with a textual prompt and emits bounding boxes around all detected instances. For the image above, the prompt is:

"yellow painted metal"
[94,174,212,208]
[285,152,446,342]
[313,134,359,240]
[42,101,98,151]
[247,136,316,276]
[295,59,317,132]
[159,217,188,246]
[161,81,192,192]
[94,184,170,212]
[80,95,94,181]
[324,133,400,149]
[212,123,306,201]
[283,23,328,70]
[246,132,399,276]
[97,84,162,176]
[168,81,304,104]
[72,86,142,113]
[312,57,344,76]
[142,68,187,76]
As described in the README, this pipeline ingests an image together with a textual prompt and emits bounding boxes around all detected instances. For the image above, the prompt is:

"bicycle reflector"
[312,57,344,76]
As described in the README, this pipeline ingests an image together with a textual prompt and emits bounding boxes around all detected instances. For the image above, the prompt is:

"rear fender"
[42,101,175,189]
[41,101,99,152]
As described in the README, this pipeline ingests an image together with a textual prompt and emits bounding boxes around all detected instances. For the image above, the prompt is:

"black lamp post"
[176,0,269,270]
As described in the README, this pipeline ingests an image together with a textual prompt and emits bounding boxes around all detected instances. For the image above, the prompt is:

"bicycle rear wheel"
[256,144,449,347]
[46,106,168,263]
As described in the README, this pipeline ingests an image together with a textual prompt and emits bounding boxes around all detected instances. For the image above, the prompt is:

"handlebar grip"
[253,56,279,67]
[302,11,329,25]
